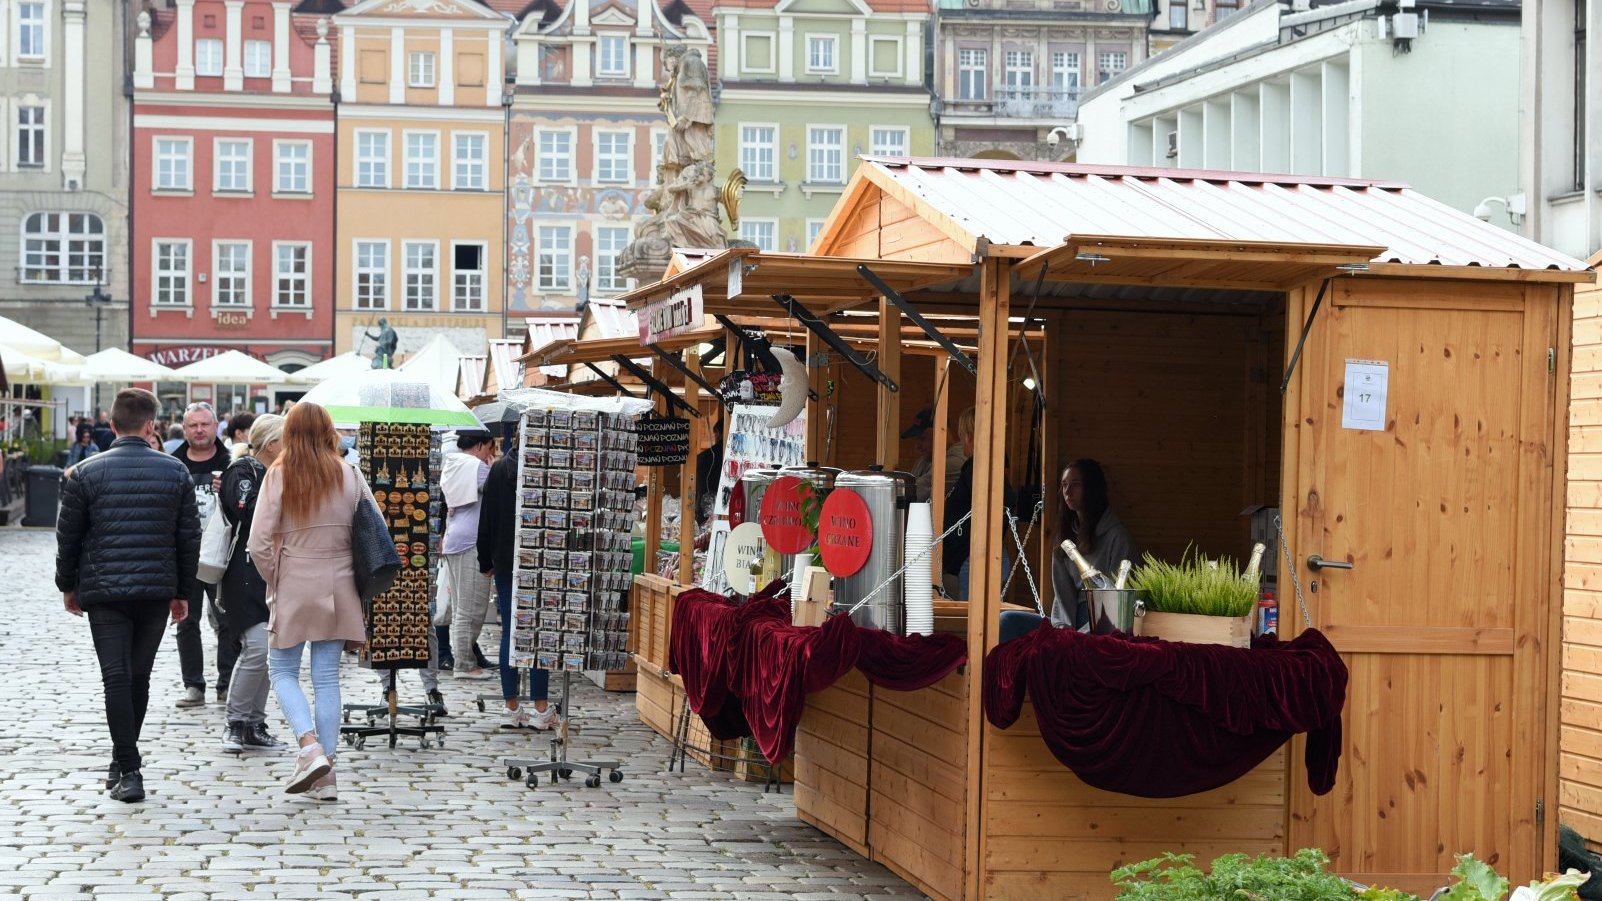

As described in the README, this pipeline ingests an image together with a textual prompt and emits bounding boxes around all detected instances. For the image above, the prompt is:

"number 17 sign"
[1342,359,1389,431]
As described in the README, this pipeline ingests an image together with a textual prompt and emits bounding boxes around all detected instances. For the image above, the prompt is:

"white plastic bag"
[196,504,235,585]
[433,560,454,626]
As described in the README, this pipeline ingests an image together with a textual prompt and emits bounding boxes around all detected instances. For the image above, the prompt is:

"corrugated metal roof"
[457,355,486,401]
[486,338,523,391]
[524,317,580,379]
[863,157,1593,272]
[585,297,639,340]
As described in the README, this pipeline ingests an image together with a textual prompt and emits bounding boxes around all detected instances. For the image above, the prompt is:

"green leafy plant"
[1110,848,1376,901]
[1129,546,1259,617]
[796,478,830,556]
[1441,854,1511,901]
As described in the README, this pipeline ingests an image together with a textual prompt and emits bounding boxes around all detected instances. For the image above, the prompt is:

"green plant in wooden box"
[1129,547,1258,617]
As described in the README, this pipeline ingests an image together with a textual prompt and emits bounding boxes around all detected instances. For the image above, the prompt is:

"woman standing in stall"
[1050,459,1137,629]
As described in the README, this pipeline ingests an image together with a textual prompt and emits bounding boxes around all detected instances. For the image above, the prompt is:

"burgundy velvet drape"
[667,584,967,764]
[983,622,1348,798]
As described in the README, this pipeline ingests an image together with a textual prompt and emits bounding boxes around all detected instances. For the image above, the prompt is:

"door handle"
[1307,554,1354,572]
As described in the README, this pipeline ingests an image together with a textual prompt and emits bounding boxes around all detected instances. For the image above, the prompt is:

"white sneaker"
[453,669,492,680]
[305,770,337,802]
[285,744,331,794]
[527,705,558,731]
[500,705,528,729]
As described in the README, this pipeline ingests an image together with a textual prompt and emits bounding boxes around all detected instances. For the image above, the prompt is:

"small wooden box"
[1138,611,1253,648]
[793,566,832,628]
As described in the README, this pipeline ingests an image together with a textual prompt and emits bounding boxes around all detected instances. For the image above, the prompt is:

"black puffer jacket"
[55,436,202,607]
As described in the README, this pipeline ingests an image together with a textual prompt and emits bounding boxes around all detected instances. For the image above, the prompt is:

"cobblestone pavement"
[0,529,928,900]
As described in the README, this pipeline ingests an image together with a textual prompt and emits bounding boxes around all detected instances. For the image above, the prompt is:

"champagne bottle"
[1112,559,1132,591]
[1243,542,1266,585]
[1061,539,1114,590]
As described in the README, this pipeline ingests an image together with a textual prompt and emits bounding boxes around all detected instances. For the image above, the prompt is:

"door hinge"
[1549,347,1557,374]
[1537,799,1545,825]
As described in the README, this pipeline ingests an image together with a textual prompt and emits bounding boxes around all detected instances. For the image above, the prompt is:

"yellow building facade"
[332,0,512,356]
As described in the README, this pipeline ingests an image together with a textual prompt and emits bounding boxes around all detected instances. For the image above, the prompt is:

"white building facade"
[1520,0,1599,260]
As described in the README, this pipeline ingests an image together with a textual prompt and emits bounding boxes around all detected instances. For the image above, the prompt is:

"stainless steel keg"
[831,468,915,634]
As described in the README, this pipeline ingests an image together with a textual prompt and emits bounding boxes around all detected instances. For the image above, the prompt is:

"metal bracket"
[771,294,899,393]
[610,355,701,418]
[582,362,638,398]
[1280,277,1333,396]
[857,264,978,376]
[649,345,730,407]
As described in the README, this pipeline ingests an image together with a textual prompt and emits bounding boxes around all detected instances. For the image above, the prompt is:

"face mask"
[340,436,356,451]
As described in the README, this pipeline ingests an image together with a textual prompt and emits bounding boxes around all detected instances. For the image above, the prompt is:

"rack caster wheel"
[525,775,539,788]
[355,737,367,750]
[558,767,573,780]
[609,770,623,783]
[585,775,601,788]
[342,710,351,724]
[507,766,521,780]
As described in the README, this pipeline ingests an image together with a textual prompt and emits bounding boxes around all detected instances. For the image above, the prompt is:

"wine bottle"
[1061,539,1114,590]
[1243,542,1266,585]
[1112,559,1132,591]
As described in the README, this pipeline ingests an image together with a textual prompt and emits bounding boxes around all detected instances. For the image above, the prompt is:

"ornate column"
[223,0,244,91]
[61,0,86,186]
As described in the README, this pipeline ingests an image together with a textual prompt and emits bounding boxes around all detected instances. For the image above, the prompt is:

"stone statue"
[576,255,591,307]
[664,161,725,251]
[365,318,398,369]
[661,46,715,169]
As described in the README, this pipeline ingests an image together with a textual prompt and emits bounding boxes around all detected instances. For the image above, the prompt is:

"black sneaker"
[105,762,120,791]
[427,689,448,717]
[243,723,287,751]
[110,770,144,803]
[473,643,495,671]
[222,721,246,753]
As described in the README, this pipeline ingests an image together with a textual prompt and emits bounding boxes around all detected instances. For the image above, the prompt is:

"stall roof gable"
[829,157,1594,279]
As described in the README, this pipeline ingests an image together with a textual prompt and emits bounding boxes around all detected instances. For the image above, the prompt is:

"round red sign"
[759,476,814,554]
[818,488,874,578]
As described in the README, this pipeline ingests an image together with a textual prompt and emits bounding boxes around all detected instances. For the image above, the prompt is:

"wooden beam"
[805,331,826,465]
[931,355,951,577]
[877,297,902,469]
[677,351,704,586]
[1359,263,1595,284]
[644,357,668,589]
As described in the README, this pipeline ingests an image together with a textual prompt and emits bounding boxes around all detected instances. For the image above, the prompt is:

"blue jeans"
[268,639,344,756]
[495,571,548,704]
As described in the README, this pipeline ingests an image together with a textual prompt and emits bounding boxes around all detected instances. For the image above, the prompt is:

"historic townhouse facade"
[506,0,711,320]
[131,0,337,372]
[713,0,933,255]
[331,0,513,356]
[0,0,131,355]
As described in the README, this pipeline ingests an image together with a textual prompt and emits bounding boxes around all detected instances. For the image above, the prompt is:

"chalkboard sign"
[638,417,691,466]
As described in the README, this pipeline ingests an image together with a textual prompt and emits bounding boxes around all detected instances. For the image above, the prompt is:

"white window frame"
[741,31,776,75]
[1051,51,1081,94]
[869,126,909,158]
[273,139,311,195]
[597,34,629,77]
[403,129,439,190]
[594,225,631,293]
[957,48,987,100]
[244,39,272,78]
[213,138,253,194]
[536,224,572,292]
[1097,50,1128,81]
[806,125,845,185]
[354,128,390,189]
[19,212,105,284]
[195,38,224,77]
[1004,50,1035,89]
[739,218,778,252]
[408,51,436,88]
[449,240,486,312]
[806,218,827,251]
[16,1,47,62]
[153,135,193,192]
[805,34,838,74]
[211,240,253,311]
[152,238,193,310]
[867,36,903,78]
[452,131,487,190]
[353,239,390,311]
[16,102,46,169]
[272,242,311,312]
[402,240,438,311]
[739,123,778,183]
[593,130,632,185]
[650,128,668,175]
[535,128,575,185]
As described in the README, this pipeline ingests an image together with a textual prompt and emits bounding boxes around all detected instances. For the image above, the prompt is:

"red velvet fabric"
[984,622,1348,798]
[667,584,968,763]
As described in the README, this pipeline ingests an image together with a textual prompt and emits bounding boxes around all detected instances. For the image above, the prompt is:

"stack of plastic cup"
[903,502,935,636]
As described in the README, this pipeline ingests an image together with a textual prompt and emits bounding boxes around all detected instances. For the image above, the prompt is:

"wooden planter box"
[1138,610,1253,648]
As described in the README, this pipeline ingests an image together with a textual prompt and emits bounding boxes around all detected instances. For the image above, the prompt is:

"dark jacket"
[219,454,269,632]
[477,452,518,576]
[942,457,1018,578]
[55,435,202,607]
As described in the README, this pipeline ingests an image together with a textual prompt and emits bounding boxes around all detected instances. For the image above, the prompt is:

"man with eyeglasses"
[171,401,242,709]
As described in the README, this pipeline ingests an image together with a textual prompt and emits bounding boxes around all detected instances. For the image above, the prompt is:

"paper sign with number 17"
[1342,359,1389,431]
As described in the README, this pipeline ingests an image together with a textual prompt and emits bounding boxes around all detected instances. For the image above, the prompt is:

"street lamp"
[85,270,113,412]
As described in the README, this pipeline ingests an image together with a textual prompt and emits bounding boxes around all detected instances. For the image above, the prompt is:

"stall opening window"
[958,49,987,100]
[354,240,388,310]
[807,35,838,74]
[405,131,438,189]
[213,242,251,308]
[245,40,272,78]
[156,137,192,191]
[806,126,844,184]
[740,125,776,182]
[537,225,571,291]
[17,2,44,59]
[154,241,190,307]
[452,243,485,312]
[596,131,631,184]
[21,213,104,284]
[274,244,309,308]
[453,132,485,190]
[598,35,628,77]
[409,51,436,88]
[215,139,252,193]
[739,219,777,252]
[1051,51,1080,95]
[403,241,437,311]
[275,141,310,194]
[595,226,629,292]
[196,38,223,77]
[869,127,907,158]
[356,130,389,188]
[1097,50,1127,82]
[17,105,44,168]
[538,130,572,183]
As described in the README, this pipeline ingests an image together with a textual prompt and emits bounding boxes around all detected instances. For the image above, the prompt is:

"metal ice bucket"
[1085,588,1147,637]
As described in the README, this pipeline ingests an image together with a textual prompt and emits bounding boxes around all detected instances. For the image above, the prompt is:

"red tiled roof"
[476,0,526,15]
[290,13,337,88]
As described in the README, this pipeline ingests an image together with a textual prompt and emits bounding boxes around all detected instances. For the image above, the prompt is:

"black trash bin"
[22,465,62,527]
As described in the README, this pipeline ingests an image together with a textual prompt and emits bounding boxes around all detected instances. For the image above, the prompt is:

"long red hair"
[273,402,345,523]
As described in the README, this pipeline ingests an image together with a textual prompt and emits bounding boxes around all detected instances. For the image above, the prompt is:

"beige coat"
[249,463,374,649]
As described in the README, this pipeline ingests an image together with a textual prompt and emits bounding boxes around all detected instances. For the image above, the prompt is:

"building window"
[596,131,631,184]
[409,51,436,88]
[595,226,629,292]
[405,132,438,189]
[21,213,104,284]
[274,244,309,308]
[154,241,190,307]
[806,127,844,184]
[155,137,192,191]
[1168,0,1188,29]
[1004,51,1034,90]
[403,241,436,311]
[1216,0,1240,19]
[652,130,667,173]
[355,241,388,310]
[958,49,987,100]
[453,132,486,190]
[869,127,907,158]
[274,141,310,194]
[1051,51,1081,94]
[196,38,223,77]
[452,243,485,312]
[213,242,251,308]
[739,125,776,182]
[1097,51,1128,82]
[739,220,776,252]
[356,130,388,188]
[538,130,572,182]
[807,35,838,74]
[245,40,272,77]
[806,219,826,249]
[17,105,45,168]
[18,2,45,59]
[598,34,628,77]
[537,225,571,291]
[215,139,252,193]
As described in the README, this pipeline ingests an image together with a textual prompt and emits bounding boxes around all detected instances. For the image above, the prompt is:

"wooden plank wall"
[1564,260,1602,844]
[795,672,872,855]
[869,672,969,901]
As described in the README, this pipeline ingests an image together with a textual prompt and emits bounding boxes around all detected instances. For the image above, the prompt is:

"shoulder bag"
[350,465,401,603]
[196,503,236,585]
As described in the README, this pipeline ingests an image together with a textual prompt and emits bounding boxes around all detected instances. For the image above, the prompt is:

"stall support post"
[644,358,668,580]
[1037,323,1057,615]
[805,332,826,464]
[876,297,903,469]
[931,355,951,576]
[964,256,1010,901]
[678,351,703,586]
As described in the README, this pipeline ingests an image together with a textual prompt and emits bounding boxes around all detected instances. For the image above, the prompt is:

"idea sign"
[759,476,814,554]
[818,488,873,578]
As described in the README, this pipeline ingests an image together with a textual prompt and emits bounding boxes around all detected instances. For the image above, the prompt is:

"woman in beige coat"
[250,402,376,800]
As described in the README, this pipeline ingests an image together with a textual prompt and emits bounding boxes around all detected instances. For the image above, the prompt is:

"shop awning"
[521,326,721,368]
[1015,236,1389,291]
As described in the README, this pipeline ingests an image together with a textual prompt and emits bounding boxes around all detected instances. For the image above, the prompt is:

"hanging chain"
[1000,497,1046,614]
[846,510,972,616]
[1274,514,1314,630]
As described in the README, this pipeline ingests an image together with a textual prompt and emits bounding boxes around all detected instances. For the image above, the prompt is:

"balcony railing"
[942,85,1081,119]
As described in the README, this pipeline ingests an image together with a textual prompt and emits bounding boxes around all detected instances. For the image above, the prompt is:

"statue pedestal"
[619,250,670,287]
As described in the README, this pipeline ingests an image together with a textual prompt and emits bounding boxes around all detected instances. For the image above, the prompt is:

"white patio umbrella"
[0,343,52,382]
[396,334,463,395]
[298,367,479,429]
[289,351,374,385]
[171,350,290,384]
[0,315,85,364]
[78,347,178,383]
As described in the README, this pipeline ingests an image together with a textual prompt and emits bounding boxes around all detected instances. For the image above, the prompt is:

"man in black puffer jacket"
[56,387,201,804]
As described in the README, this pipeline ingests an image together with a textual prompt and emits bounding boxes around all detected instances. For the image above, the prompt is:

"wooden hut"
[614,158,1594,898]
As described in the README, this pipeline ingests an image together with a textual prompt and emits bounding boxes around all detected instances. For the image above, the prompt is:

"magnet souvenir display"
[357,422,442,668]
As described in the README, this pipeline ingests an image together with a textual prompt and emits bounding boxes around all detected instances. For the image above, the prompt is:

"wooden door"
[1286,279,1559,892]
